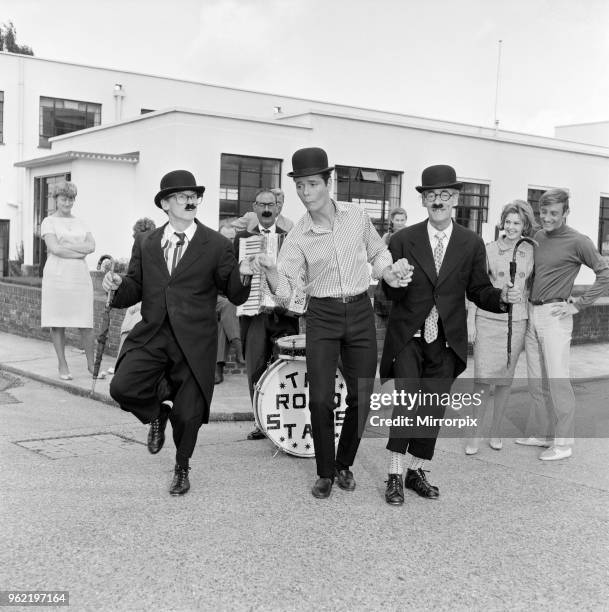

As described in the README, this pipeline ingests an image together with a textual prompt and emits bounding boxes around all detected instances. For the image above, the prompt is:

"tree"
[0,21,34,55]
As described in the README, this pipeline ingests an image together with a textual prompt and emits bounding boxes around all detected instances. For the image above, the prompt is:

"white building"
[2,51,608,282]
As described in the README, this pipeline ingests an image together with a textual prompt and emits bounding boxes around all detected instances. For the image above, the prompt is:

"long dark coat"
[112,219,250,421]
[380,220,504,378]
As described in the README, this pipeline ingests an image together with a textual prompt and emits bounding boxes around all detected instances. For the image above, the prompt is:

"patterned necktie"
[170,232,186,275]
[423,231,446,343]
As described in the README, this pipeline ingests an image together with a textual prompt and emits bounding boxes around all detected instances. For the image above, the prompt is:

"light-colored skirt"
[473,315,526,384]
[41,255,93,328]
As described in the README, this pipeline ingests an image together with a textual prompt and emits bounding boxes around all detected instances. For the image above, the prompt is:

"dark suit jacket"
[111,219,250,419]
[380,220,504,378]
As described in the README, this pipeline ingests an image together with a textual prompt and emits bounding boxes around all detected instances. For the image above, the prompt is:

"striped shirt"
[274,200,392,299]
[162,222,196,275]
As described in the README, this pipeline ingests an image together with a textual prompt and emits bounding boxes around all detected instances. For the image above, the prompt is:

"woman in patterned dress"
[40,181,97,380]
[465,200,537,454]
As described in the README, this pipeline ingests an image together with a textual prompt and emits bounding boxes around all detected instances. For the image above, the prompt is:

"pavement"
[1,329,609,610]
[1,330,609,422]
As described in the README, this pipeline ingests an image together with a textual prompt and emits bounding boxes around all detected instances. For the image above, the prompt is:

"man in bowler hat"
[255,147,412,499]
[103,170,252,496]
[381,164,521,505]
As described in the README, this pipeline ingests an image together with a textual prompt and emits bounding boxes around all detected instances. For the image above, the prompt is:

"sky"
[3,0,608,137]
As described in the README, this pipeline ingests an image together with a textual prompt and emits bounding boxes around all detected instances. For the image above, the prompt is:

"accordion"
[236,233,307,317]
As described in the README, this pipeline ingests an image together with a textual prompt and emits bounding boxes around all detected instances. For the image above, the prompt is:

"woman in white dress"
[465,200,536,454]
[40,181,97,380]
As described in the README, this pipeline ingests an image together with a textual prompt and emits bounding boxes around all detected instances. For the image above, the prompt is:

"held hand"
[102,272,122,292]
[251,253,276,275]
[500,282,522,304]
[239,255,255,276]
[551,301,578,319]
[382,259,413,288]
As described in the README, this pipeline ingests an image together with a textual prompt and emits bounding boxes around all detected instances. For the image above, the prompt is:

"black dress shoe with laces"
[147,406,170,454]
[311,477,333,499]
[247,426,265,440]
[405,468,439,498]
[384,473,404,505]
[169,465,190,496]
[334,468,356,491]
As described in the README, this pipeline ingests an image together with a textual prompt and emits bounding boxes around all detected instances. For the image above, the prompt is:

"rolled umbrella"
[507,237,537,367]
[91,259,116,394]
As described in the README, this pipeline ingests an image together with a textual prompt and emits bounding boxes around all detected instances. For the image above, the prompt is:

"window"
[527,188,547,225]
[39,97,101,147]
[220,154,281,219]
[140,108,155,114]
[0,91,4,143]
[455,182,489,236]
[334,165,402,233]
[33,173,71,270]
[599,196,609,257]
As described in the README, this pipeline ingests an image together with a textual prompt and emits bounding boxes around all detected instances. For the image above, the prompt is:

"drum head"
[275,333,307,361]
[253,359,346,458]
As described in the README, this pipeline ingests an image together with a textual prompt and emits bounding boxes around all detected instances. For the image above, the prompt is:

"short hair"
[539,188,569,214]
[132,217,156,234]
[499,200,537,238]
[271,188,284,200]
[218,218,237,239]
[96,254,112,270]
[50,180,77,199]
[389,207,407,221]
[254,188,277,203]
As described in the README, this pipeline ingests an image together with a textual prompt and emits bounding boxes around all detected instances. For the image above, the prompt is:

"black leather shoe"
[405,468,439,498]
[247,427,265,440]
[214,363,224,385]
[311,477,333,499]
[335,468,356,491]
[385,473,404,505]
[169,465,190,496]
[147,407,170,454]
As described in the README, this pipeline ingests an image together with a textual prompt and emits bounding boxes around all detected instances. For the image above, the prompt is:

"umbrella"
[91,259,116,394]
[507,237,537,367]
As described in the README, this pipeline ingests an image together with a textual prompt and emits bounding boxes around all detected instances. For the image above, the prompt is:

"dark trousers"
[110,321,206,467]
[386,327,458,460]
[306,296,377,479]
[240,312,299,401]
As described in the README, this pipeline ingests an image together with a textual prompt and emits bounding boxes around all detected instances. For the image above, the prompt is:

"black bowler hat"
[154,170,205,208]
[415,165,462,193]
[287,147,334,178]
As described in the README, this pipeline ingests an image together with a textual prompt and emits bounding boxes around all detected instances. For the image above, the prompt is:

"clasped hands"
[500,283,523,304]
[382,259,413,288]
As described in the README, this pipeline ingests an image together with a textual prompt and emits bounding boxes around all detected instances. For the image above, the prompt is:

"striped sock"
[408,455,425,471]
[389,452,403,475]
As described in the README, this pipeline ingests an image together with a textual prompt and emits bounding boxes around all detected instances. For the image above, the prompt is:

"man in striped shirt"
[256,147,412,499]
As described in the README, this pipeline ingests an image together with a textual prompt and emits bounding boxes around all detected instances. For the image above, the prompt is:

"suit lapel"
[172,220,210,279]
[408,222,437,284]
[437,223,468,288]
[146,225,170,281]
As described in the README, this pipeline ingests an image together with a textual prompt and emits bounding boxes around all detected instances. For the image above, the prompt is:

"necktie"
[261,229,270,234]
[423,231,446,343]
[170,232,186,274]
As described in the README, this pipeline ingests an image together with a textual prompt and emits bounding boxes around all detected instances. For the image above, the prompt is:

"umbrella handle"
[509,260,516,285]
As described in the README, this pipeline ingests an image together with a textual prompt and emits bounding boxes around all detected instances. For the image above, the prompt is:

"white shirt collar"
[163,222,196,243]
[258,223,277,235]
[427,220,453,245]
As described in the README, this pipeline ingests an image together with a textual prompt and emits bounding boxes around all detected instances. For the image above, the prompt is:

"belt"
[312,292,368,304]
[529,298,566,306]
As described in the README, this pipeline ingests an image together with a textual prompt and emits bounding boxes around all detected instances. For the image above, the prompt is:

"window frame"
[334,165,403,233]
[454,181,489,236]
[599,195,609,257]
[39,96,102,148]
[0,91,4,144]
[219,153,282,220]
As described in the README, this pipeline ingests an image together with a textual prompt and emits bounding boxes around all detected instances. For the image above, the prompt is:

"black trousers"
[110,320,206,467]
[386,326,459,460]
[240,311,299,401]
[306,296,377,479]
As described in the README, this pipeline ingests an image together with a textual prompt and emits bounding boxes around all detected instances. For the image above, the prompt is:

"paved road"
[1,371,608,611]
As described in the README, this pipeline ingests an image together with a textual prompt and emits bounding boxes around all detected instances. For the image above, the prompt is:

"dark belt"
[529,298,566,306]
[312,291,368,304]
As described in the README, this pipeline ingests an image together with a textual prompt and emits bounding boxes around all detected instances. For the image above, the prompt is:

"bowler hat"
[415,165,462,193]
[154,170,205,208]
[287,147,334,178]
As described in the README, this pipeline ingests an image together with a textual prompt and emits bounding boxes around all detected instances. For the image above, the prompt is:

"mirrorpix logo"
[368,388,483,429]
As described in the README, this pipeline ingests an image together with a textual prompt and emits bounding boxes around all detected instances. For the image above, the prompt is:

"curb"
[0,364,255,422]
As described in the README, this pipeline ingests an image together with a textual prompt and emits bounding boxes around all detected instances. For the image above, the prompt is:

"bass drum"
[253,359,347,458]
